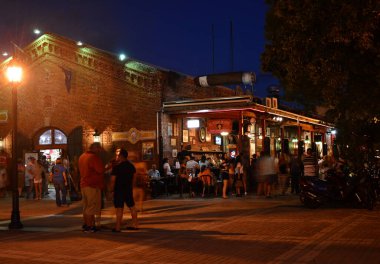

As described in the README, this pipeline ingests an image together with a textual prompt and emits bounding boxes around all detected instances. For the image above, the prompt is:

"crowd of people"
[1,142,348,234]
[147,148,342,200]
[17,156,53,201]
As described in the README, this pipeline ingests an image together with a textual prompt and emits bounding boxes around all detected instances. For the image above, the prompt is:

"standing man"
[110,148,138,232]
[78,142,104,233]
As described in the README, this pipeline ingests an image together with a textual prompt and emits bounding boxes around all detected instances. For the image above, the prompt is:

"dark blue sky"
[1,0,279,97]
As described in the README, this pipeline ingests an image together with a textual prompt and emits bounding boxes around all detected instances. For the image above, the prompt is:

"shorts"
[266,174,278,184]
[114,189,135,208]
[81,186,102,215]
[34,178,42,184]
[221,171,229,180]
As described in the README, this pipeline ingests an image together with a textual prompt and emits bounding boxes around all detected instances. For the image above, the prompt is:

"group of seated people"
[147,155,222,198]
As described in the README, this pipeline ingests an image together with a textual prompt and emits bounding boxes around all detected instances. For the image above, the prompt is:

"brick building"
[0,33,235,168]
[0,33,334,175]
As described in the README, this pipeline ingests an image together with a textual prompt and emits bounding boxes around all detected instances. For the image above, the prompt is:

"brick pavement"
[0,194,379,264]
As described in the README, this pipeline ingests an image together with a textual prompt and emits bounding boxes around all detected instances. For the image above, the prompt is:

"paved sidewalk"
[0,194,380,264]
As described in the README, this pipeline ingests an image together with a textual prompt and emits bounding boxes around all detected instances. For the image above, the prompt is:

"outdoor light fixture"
[221,131,229,136]
[77,41,83,46]
[187,119,200,128]
[93,129,101,143]
[292,137,298,143]
[119,53,127,61]
[6,62,23,229]
[2,52,8,57]
[6,66,23,83]
[305,136,310,144]
[272,116,283,122]
[331,130,337,135]
[33,29,41,35]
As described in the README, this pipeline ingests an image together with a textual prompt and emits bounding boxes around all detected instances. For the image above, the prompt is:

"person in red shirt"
[78,142,104,232]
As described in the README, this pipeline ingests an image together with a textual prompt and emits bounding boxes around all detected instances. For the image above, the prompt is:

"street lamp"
[6,65,23,229]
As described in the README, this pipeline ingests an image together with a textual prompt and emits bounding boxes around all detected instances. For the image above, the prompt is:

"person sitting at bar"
[186,156,200,197]
[148,164,163,197]
[162,158,174,177]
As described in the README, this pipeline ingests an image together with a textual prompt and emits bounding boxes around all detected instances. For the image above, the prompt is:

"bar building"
[0,33,335,169]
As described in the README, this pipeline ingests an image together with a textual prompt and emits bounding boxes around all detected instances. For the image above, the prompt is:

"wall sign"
[112,128,156,144]
[182,130,189,143]
[199,127,206,142]
[142,142,154,160]
[207,119,232,134]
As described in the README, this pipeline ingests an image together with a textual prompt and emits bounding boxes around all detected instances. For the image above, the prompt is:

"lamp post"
[6,65,23,229]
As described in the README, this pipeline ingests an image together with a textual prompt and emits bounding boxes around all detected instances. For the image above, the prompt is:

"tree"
[261,0,380,163]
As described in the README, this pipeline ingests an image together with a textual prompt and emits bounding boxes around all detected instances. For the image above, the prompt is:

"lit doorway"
[40,149,62,164]
[34,128,68,200]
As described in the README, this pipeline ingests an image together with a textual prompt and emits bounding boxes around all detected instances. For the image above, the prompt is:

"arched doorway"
[34,127,68,164]
[32,127,69,200]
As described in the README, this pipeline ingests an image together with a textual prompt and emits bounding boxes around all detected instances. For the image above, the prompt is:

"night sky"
[0,0,279,97]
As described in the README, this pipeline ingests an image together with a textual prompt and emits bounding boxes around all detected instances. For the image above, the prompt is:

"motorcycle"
[299,168,376,210]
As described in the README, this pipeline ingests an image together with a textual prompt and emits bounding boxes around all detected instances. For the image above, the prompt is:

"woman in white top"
[162,158,173,177]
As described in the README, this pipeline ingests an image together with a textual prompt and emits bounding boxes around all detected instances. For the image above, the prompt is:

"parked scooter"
[299,168,375,210]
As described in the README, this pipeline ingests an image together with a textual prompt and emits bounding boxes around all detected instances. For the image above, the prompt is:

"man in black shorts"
[110,148,138,232]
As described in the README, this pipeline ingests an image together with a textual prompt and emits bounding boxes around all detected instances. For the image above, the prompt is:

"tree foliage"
[261,0,380,162]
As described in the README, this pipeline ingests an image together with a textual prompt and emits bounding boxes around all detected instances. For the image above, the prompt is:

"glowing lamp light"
[331,130,337,135]
[77,41,83,46]
[119,53,127,61]
[304,136,311,144]
[33,29,41,35]
[292,137,298,143]
[0,137,3,149]
[93,129,101,143]
[6,66,23,83]
[187,119,199,128]
[2,52,8,57]
[220,131,229,136]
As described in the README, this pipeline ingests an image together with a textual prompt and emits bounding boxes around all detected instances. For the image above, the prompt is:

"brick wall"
[0,33,235,164]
